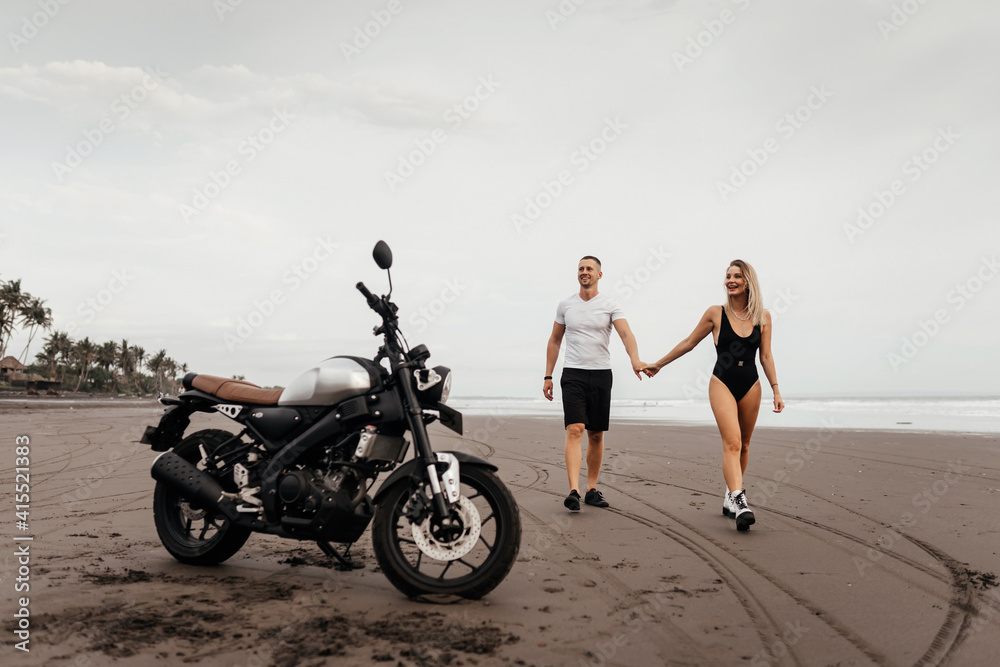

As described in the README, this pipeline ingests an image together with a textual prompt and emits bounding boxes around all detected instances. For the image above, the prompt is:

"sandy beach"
[2,402,999,666]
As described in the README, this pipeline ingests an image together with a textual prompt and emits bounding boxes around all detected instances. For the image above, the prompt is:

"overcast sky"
[1,0,997,399]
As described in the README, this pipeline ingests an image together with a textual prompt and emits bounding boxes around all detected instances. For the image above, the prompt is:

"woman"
[643,259,784,531]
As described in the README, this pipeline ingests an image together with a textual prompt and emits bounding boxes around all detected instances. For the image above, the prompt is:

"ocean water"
[448,396,1000,434]
[4,395,996,434]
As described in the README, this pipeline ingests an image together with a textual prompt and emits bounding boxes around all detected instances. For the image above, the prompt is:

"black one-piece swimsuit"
[712,309,761,401]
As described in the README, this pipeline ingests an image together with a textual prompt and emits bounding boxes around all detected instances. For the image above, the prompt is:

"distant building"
[1,356,60,391]
[0,356,28,376]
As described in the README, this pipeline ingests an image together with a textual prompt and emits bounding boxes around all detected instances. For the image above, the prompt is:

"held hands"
[642,362,661,378]
[631,359,649,380]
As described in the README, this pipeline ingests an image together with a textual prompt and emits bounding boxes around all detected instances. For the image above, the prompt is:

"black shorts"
[560,368,613,432]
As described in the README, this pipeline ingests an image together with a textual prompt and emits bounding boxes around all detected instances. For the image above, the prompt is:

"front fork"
[396,364,457,524]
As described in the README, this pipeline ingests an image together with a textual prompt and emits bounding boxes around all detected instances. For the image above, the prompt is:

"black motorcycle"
[140,241,520,599]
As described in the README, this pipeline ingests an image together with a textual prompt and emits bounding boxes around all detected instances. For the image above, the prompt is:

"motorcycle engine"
[277,465,373,543]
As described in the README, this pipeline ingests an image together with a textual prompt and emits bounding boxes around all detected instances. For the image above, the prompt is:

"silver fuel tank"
[278,357,373,406]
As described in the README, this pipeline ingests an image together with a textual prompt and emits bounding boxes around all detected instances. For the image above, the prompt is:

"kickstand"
[317,541,364,571]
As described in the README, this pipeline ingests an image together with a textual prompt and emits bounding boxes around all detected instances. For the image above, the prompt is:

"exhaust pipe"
[151,451,240,522]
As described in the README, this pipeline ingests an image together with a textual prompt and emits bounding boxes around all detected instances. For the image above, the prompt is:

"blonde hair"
[724,259,766,327]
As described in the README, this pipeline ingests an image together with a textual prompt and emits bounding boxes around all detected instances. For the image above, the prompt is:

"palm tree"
[0,279,29,359]
[133,346,146,376]
[163,357,178,393]
[117,339,135,392]
[47,330,74,384]
[0,303,13,359]
[17,297,53,364]
[73,337,97,391]
[147,349,167,393]
[96,340,118,371]
[34,340,58,376]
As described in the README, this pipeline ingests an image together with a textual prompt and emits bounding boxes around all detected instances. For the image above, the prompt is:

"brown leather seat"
[187,374,283,405]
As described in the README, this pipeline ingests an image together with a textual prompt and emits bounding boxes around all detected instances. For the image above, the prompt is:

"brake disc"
[410,496,481,562]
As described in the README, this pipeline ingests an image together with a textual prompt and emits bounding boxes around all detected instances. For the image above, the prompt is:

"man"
[543,255,645,511]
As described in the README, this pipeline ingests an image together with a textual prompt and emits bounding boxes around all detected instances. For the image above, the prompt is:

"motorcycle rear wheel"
[153,429,252,565]
[372,464,520,599]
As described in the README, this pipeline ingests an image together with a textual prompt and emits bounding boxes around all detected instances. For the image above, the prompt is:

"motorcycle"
[140,241,520,599]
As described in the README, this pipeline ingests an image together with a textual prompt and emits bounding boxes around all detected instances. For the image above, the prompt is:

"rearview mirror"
[373,240,392,270]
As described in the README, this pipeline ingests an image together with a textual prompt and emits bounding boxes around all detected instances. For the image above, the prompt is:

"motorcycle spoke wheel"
[373,465,520,599]
[153,429,252,565]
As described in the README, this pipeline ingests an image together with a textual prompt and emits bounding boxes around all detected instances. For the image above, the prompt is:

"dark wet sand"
[1,403,998,666]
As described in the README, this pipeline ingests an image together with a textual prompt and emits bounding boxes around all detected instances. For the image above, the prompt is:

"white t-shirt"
[555,293,626,370]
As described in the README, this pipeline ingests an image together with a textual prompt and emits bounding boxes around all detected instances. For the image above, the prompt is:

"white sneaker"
[722,488,734,518]
[730,490,755,531]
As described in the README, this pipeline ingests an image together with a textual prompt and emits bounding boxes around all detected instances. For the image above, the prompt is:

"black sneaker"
[564,490,581,512]
[585,488,609,508]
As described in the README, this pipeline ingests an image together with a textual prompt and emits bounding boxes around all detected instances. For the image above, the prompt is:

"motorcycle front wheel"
[372,465,521,599]
[152,429,252,565]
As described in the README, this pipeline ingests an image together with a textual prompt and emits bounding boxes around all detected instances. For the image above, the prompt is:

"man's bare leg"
[585,430,604,491]
[583,430,610,507]
[564,423,586,492]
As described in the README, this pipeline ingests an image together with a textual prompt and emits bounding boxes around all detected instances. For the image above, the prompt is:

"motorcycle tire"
[372,464,521,599]
[153,429,252,565]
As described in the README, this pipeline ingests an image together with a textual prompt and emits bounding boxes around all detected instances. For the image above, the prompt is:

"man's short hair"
[580,255,601,269]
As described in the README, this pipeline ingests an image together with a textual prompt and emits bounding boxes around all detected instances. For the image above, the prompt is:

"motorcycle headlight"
[415,365,451,405]
[439,369,452,404]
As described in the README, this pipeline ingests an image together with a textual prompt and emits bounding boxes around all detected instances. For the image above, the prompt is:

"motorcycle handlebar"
[357,282,398,332]
[356,281,377,307]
